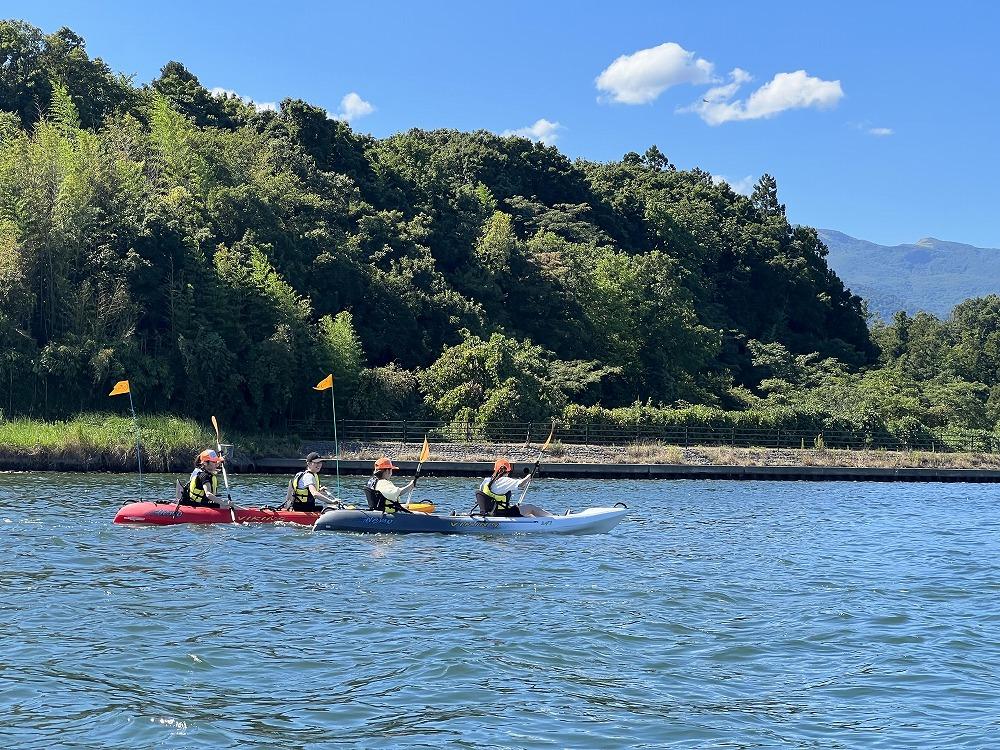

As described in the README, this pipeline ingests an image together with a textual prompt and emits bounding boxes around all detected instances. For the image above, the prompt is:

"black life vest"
[366,474,400,514]
[478,474,512,514]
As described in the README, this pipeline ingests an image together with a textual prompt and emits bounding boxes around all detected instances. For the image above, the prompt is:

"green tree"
[350,364,423,420]
[949,295,1000,387]
[420,332,608,423]
[212,235,314,425]
[152,61,238,129]
[317,311,365,410]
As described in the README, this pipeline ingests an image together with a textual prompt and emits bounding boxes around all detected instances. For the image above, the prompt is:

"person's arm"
[494,475,522,494]
[202,474,224,505]
[376,479,412,503]
[301,472,332,505]
[308,481,334,504]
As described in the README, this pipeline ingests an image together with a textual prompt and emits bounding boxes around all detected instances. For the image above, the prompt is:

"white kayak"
[313,505,628,536]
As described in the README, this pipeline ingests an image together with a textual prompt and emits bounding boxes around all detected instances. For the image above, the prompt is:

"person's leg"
[518,504,553,517]
[492,506,522,517]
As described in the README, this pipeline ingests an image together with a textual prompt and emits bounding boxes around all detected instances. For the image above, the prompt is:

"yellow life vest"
[293,471,311,503]
[290,471,321,510]
[188,470,218,505]
[479,475,512,512]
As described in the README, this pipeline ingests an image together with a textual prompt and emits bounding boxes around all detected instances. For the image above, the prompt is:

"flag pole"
[314,374,340,501]
[330,385,341,501]
[109,379,142,501]
[127,388,143,501]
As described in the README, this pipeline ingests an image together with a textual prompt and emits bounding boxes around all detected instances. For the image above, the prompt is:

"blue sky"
[6,0,998,247]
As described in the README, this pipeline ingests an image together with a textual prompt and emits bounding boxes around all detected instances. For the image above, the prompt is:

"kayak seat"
[475,491,494,515]
[363,487,379,511]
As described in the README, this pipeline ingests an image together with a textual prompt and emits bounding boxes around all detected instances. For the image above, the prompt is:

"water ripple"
[2,474,1000,747]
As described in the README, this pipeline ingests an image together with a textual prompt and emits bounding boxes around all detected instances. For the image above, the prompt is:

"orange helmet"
[374,457,398,471]
[493,459,512,474]
[198,449,224,464]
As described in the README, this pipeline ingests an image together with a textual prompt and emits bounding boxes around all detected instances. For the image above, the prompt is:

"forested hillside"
[2,21,998,444]
[820,229,1000,320]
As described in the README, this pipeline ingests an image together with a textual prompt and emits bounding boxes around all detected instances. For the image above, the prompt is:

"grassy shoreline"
[0,414,300,472]
[3,415,1000,473]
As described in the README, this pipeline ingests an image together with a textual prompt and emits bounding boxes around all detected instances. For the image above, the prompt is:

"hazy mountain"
[819,229,1000,320]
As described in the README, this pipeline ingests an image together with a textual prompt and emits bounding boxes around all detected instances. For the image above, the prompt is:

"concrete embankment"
[247,458,1000,483]
[4,443,1000,482]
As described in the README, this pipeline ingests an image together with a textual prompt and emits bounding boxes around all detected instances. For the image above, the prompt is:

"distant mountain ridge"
[819,229,1000,320]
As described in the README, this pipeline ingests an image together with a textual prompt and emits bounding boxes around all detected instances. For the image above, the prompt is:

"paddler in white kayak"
[477,458,553,517]
[365,457,415,513]
[281,451,336,512]
[179,449,230,508]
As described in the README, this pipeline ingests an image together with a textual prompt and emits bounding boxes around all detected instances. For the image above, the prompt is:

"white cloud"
[682,69,843,125]
[596,42,715,104]
[208,87,276,113]
[712,174,756,195]
[703,68,753,101]
[501,118,564,145]
[333,92,375,123]
[848,121,895,137]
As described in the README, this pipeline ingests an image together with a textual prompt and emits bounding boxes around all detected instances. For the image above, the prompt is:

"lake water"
[2,472,999,748]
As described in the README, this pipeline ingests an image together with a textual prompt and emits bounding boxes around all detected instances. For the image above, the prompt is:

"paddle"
[518,421,555,503]
[211,415,237,523]
[405,435,431,505]
[171,479,185,517]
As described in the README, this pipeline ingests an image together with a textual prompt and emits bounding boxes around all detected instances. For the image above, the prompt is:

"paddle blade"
[541,422,555,452]
[211,415,221,443]
[108,379,130,396]
[419,435,430,462]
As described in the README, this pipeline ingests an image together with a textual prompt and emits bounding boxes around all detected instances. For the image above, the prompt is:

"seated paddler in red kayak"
[178,449,230,508]
[281,452,336,512]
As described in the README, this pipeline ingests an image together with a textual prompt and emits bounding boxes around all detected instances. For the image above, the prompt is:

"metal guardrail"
[281,419,1000,454]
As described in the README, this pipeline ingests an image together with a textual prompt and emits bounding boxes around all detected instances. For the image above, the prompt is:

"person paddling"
[180,449,229,507]
[365,457,414,514]
[283,452,336,512]
[477,459,553,517]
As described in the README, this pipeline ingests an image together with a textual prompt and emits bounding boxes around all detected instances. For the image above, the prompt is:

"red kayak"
[114,501,322,526]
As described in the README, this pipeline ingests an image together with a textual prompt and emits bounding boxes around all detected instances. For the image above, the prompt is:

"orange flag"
[314,374,334,391]
[108,380,130,397]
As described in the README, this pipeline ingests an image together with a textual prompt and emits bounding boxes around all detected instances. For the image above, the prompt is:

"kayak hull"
[114,501,321,526]
[313,506,627,535]
[113,500,434,526]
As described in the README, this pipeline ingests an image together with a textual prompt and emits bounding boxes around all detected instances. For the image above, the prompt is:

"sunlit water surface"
[2,472,999,748]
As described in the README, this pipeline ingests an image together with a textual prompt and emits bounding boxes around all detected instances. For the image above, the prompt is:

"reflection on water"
[2,473,1000,748]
